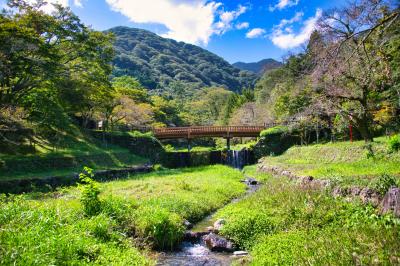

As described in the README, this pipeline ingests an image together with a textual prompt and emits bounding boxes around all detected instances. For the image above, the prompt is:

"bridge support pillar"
[226,137,231,151]
[187,139,191,152]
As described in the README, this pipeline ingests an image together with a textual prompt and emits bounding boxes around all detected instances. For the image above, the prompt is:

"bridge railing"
[154,126,265,132]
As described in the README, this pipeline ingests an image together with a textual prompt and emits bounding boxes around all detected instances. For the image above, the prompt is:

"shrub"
[219,210,275,249]
[372,174,398,195]
[163,144,175,152]
[129,131,154,138]
[260,125,288,137]
[153,164,166,171]
[101,195,138,225]
[363,143,375,159]
[134,206,185,250]
[388,134,400,153]
[79,167,102,216]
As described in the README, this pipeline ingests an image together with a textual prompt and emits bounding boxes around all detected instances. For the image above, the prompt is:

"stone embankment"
[257,163,400,217]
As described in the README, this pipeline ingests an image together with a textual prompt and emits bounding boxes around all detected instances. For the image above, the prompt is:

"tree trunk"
[356,115,374,142]
[357,86,374,142]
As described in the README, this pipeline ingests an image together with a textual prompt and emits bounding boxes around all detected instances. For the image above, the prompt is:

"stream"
[156,177,260,266]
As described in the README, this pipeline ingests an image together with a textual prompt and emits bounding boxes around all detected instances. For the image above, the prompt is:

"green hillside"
[233,58,283,75]
[109,26,257,92]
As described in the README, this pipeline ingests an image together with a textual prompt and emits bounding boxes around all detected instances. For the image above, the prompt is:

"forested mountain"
[233,59,282,75]
[109,26,257,92]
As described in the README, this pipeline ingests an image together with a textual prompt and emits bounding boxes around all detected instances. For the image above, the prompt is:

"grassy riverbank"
[215,165,400,265]
[258,136,400,187]
[0,165,245,265]
[0,133,148,181]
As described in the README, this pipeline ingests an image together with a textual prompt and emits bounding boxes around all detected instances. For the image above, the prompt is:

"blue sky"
[2,0,347,63]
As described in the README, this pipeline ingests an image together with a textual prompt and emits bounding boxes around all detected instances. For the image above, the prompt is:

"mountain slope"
[233,59,282,75]
[109,26,257,92]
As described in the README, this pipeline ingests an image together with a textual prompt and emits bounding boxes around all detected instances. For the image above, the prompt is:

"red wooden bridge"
[153,126,265,150]
[153,126,265,139]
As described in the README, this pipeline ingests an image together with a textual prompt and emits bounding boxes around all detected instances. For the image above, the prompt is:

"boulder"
[332,186,345,197]
[298,176,314,186]
[184,231,209,242]
[183,219,193,229]
[213,219,226,233]
[381,187,400,217]
[245,177,258,185]
[359,187,381,206]
[202,233,235,252]
[349,186,362,196]
[281,170,292,177]
[313,179,331,189]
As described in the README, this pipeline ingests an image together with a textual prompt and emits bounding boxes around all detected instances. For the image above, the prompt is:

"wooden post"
[226,138,231,151]
[187,139,191,152]
[349,123,353,142]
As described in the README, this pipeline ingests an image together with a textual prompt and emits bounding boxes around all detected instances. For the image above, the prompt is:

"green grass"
[0,165,246,264]
[0,132,148,180]
[259,136,400,187]
[214,166,400,265]
[0,149,147,181]
[97,165,246,223]
[0,196,150,265]
[0,130,150,180]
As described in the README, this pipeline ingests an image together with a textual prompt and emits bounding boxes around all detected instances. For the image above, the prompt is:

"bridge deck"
[154,126,265,139]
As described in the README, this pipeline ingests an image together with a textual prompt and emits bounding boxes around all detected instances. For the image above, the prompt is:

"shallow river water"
[156,178,260,266]
[156,241,233,266]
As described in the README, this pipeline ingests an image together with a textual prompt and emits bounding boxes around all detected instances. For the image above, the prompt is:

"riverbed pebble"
[202,233,235,252]
[183,219,193,229]
[213,219,225,233]
[381,187,400,217]
[233,251,248,256]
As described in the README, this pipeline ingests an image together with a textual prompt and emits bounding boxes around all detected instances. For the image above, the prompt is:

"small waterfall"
[226,149,254,169]
[166,150,254,168]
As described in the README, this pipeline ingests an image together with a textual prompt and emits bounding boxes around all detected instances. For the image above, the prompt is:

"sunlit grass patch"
[260,136,400,186]
[0,196,151,265]
[214,168,400,265]
[0,165,246,263]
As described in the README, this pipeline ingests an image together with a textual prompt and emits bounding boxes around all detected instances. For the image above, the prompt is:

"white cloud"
[73,0,83,7]
[25,0,83,12]
[236,22,249,30]
[269,0,299,12]
[214,5,247,35]
[246,28,266,38]
[270,9,321,49]
[105,0,247,45]
[276,11,303,28]
[26,0,68,12]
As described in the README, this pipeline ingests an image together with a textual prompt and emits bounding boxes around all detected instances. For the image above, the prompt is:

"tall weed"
[78,167,102,216]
